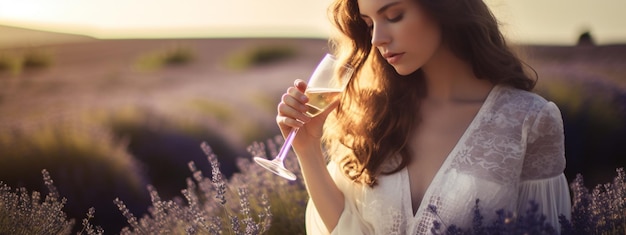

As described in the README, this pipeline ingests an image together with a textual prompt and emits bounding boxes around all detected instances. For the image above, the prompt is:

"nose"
[370,24,391,47]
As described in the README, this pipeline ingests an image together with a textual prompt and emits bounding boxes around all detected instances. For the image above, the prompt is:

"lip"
[382,52,404,64]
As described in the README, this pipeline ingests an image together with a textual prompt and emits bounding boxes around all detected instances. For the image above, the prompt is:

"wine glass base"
[253,157,297,181]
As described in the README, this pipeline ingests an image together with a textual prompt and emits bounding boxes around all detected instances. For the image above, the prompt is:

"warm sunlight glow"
[486,0,626,45]
[0,0,624,44]
[0,0,334,38]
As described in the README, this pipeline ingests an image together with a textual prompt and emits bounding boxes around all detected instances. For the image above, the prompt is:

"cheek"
[409,19,441,51]
[408,6,442,48]
[404,20,442,61]
[392,26,441,75]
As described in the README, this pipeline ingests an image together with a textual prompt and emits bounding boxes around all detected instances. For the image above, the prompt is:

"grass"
[187,99,237,124]
[0,39,624,233]
[22,48,54,69]
[135,44,195,71]
[0,120,145,190]
[0,53,21,75]
[185,98,272,144]
[0,48,53,76]
[226,44,297,70]
[537,80,624,129]
[0,100,270,232]
[0,119,149,232]
[248,92,280,116]
[92,105,240,197]
[0,137,309,234]
[1,138,624,234]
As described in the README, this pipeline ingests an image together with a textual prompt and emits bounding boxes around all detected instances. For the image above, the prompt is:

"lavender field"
[0,26,624,233]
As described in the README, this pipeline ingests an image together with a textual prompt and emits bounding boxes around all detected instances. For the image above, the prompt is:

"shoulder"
[495,85,548,109]
[482,85,563,134]
[490,85,564,136]
[490,85,556,119]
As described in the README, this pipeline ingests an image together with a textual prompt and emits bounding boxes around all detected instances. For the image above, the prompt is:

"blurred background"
[0,0,624,232]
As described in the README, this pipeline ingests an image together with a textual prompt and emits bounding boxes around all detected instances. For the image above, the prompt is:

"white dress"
[306,85,572,234]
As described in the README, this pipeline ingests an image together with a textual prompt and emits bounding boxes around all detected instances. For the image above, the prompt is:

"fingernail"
[300,95,307,102]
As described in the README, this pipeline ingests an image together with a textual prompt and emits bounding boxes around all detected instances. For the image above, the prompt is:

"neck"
[420,45,493,103]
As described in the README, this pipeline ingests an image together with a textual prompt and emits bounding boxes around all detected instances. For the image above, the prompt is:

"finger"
[281,92,309,111]
[276,115,304,129]
[294,79,308,92]
[277,100,311,123]
[287,86,308,103]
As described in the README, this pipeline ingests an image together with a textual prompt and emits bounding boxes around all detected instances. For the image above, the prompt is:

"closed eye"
[388,13,404,23]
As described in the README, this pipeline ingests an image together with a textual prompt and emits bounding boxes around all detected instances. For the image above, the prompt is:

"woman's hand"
[276,79,346,232]
[276,79,338,154]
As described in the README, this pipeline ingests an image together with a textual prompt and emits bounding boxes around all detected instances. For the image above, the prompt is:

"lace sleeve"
[521,101,566,180]
[518,101,571,230]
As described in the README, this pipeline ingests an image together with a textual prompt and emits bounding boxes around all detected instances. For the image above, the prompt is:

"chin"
[392,65,420,76]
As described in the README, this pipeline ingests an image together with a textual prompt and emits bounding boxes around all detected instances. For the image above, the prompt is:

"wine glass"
[253,54,353,180]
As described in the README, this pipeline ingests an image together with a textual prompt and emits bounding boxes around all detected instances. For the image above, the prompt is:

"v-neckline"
[405,84,500,218]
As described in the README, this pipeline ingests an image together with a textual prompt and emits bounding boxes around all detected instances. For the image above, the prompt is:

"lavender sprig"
[203,142,227,206]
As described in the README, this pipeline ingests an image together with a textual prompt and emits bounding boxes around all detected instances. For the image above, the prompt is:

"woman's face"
[357,0,442,75]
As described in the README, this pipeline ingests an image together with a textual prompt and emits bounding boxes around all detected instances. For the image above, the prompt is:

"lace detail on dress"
[521,102,566,180]
[305,85,570,235]
[448,86,553,185]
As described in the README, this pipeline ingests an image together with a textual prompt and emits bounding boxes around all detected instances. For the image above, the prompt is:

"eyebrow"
[360,1,402,18]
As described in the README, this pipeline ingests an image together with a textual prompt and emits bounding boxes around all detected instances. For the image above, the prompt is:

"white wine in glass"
[304,88,342,117]
[253,54,353,180]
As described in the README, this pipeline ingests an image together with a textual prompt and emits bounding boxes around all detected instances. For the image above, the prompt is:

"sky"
[0,0,624,45]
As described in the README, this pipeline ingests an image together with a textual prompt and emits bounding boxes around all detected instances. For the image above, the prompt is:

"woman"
[276,0,572,234]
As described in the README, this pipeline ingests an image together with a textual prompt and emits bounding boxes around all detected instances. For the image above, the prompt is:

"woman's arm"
[276,79,345,232]
[296,143,345,232]
[518,101,571,231]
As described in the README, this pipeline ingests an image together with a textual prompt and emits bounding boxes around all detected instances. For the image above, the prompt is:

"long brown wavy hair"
[323,0,537,186]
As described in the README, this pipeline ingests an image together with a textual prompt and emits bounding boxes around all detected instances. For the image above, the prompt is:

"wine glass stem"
[276,128,299,162]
